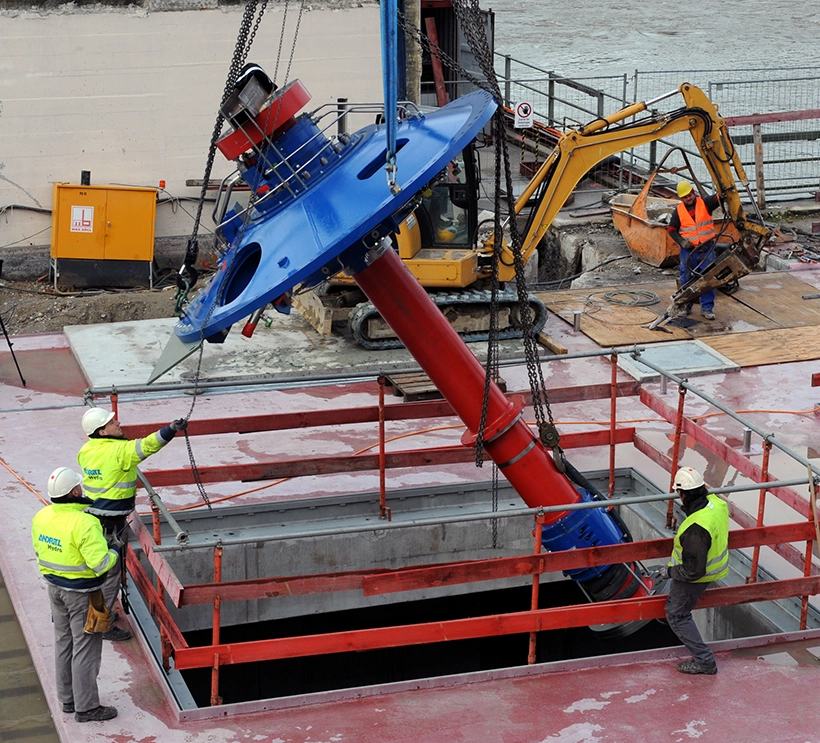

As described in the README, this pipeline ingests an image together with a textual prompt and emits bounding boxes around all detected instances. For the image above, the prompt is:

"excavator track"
[349,288,548,350]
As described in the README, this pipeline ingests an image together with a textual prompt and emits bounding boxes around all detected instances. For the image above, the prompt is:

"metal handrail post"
[150,500,171,671]
[210,544,223,706]
[608,354,617,496]
[748,439,772,583]
[378,375,391,521]
[667,384,688,528]
[801,468,820,630]
[528,513,544,665]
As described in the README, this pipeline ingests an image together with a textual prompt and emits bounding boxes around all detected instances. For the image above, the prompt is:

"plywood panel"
[704,326,820,367]
[729,273,820,327]
[536,272,797,348]
[536,284,692,346]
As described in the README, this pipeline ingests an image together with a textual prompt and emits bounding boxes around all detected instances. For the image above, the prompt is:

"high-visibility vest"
[77,432,170,517]
[32,502,118,590]
[676,198,716,247]
[670,494,730,583]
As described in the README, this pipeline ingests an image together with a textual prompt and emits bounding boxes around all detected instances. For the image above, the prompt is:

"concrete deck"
[2,305,820,742]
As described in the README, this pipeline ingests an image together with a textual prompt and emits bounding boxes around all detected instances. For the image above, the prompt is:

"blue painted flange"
[175,90,497,344]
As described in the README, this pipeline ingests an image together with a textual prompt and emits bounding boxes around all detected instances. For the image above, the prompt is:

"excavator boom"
[495,83,770,289]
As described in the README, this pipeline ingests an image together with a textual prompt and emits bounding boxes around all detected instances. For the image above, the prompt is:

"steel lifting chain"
[174,0,311,514]
[449,0,560,463]
[175,0,270,315]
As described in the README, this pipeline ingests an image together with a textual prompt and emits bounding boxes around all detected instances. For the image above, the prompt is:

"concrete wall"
[0,2,381,256]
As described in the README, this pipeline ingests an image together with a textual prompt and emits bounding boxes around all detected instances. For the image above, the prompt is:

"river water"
[490,0,820,77]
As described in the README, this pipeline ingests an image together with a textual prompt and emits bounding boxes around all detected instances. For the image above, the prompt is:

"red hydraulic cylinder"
[353,245,579,522]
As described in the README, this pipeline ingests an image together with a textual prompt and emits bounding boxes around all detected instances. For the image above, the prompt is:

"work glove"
[170,418,188,432]
[679,239,694,251]
[657,565,670,580]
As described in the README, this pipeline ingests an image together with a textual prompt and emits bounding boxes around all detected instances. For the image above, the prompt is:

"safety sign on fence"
[514,101,534,129]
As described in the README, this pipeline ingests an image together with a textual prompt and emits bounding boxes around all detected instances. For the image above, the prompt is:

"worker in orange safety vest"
[668,181,720,321]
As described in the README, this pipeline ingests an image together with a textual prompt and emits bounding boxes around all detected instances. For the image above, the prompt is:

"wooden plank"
[536,331,568,354]
[704,326,820,367]
[729,272,820,327]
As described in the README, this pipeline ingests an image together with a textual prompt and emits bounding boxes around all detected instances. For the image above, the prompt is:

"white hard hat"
[82,407,115,437]
[47,467,83,499]
[674,466,705,491]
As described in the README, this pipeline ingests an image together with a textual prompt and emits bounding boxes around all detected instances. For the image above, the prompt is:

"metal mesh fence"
[494,57,820,201]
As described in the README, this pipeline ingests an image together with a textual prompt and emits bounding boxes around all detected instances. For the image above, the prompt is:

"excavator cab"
[394,144,480,259]
[417,146,478,248]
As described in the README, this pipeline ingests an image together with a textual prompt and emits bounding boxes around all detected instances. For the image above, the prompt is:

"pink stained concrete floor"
[2,331,820,742]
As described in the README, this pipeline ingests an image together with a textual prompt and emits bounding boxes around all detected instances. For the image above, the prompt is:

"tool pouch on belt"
[83,589,112,634]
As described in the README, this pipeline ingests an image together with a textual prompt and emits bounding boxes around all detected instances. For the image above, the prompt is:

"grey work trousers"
[101,559,122,611]
[99,518,128,611]
[47,583,103,713]
[664,578,716,668]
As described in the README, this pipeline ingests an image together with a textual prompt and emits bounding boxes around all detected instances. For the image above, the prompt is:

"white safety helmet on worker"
[676,181,694,198]
[47,467,83,499]
[674,466,704,491]
[82,407,115,437]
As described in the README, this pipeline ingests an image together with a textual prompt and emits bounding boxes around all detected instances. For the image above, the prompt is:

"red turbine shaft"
[354,246,579,522]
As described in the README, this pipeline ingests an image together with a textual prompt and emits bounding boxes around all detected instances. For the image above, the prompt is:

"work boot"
[75,705,118,723]
[62,702,75,714]
[675,305,692,318]
[677,660,717,675]
[701,310,716,320]
[102,625,132,642]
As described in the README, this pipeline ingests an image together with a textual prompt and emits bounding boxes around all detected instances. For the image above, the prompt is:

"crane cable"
[175,0,305,510]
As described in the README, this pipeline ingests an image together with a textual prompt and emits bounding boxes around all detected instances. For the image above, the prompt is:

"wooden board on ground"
[681,289,781,338]
[536,283,692,346]
[728,272,820,328]
[704,326,820,367]
[384,372,507,402]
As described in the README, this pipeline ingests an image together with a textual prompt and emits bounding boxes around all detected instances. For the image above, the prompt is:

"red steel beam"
[140,428,636,487]
[121,382,640,439]
[724,109,820,127]
[173,522,814,606]
[130,516,185,607]
[126,546,188,651]
[172,575,820,669]
[363,521,814,596]
[640,389,809,518]
[631,426,818,577]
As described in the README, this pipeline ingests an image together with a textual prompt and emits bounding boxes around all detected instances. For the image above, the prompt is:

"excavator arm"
[492,84,770,297]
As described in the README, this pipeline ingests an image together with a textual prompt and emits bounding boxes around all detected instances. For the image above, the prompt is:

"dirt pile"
[0,281,179,336]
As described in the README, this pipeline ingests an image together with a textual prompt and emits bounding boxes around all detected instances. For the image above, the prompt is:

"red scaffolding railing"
[95,365,820,705]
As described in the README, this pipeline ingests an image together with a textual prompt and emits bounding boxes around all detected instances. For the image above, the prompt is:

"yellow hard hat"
[676,181,694,198]
[437,227,456,243]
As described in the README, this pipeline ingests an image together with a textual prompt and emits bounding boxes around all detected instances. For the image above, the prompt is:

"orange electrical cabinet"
[51,183,157,261]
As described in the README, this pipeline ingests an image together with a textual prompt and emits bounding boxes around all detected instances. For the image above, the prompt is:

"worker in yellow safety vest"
[657,466,729,674]
[77,407,187,641]
[32,467,120,723]
[668,181,720,321]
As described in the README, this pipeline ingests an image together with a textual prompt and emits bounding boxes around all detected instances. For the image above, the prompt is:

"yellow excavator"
[293,83,770,348]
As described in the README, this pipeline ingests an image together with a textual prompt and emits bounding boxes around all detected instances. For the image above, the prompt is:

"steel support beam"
[640,389,809,518]
[121,382,640,439]
[172,575,820,669]
[139,428,636,487]
[172,522,814,606]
